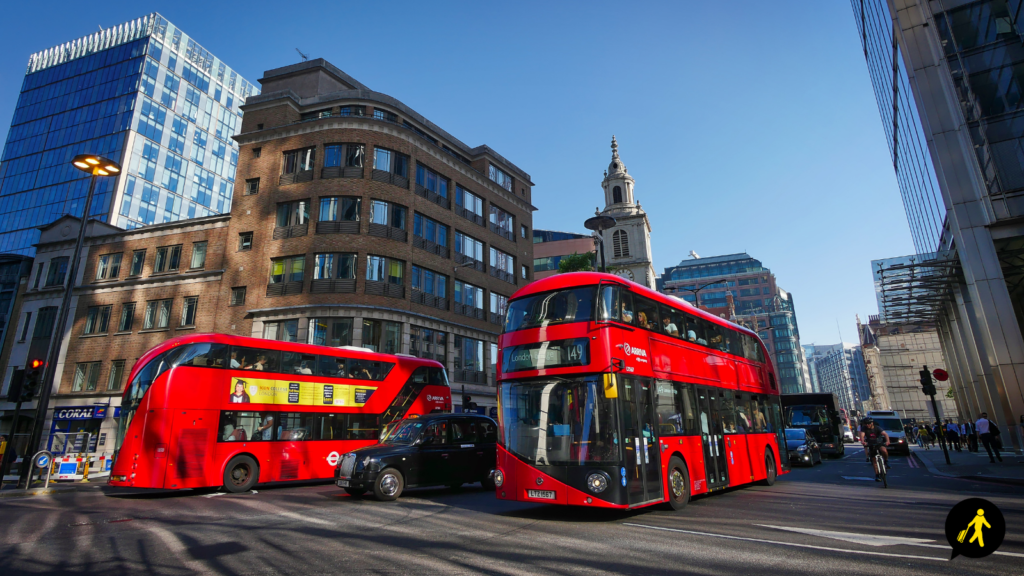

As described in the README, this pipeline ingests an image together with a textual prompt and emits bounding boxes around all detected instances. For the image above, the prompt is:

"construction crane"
[296,48,309,62]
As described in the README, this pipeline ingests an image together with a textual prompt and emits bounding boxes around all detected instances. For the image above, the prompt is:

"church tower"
[599,136,655,288]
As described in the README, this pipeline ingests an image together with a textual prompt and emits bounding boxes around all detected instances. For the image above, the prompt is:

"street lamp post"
[583,213,616,273]
[672,279,724,310]
[18,154,120,488]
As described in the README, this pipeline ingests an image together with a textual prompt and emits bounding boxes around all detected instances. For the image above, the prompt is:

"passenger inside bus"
[661,315,679,336]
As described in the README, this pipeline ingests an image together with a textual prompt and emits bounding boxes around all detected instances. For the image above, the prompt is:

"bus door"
[696,387,728,490]
[167,410,215,488]
[621,377,663,506]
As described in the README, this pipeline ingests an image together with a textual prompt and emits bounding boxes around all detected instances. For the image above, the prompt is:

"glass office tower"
[0,13,257,255]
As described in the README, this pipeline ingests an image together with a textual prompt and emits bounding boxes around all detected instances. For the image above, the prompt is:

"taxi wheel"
[223,455,258,493]
[760,450,777,486]
[373,468,404,501]
[344,488,367,497]
[666,457,690,511]
[448,482,463,490]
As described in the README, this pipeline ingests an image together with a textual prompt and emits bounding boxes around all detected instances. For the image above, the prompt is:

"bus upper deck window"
[599,285,627,322]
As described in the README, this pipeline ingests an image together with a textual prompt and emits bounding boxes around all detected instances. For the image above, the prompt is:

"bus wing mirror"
[603,373,618,399]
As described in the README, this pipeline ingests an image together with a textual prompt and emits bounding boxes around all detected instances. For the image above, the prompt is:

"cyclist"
[861,417,891,481]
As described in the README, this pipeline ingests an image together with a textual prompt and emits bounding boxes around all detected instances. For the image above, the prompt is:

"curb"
[911,451,1024,487]
[0,484,104,499]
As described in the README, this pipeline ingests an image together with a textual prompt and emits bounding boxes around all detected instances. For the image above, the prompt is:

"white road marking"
[623,523,945,562]
[200,492,227,498]
[841,476,878,481]
[756,524,935,547]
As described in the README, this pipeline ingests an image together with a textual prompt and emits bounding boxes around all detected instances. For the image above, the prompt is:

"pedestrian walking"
[975,412,1003,463]
[946,419,962,452]
[915,425,925,448]
[918,425,932,449]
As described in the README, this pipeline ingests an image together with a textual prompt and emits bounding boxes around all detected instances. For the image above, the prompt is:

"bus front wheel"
[374,468,404,501]
[223,455,258,493]
[666,456,690,511]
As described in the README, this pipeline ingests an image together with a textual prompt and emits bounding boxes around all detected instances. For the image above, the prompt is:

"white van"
[865,411,909,455]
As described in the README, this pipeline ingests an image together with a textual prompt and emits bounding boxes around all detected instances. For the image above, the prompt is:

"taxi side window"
[421,421,449,445]
[452,419,477,443]
[478,419,497,442]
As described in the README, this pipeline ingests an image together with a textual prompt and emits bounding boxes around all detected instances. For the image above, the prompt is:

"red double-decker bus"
[108,334,450,492]
[494,272,789,510]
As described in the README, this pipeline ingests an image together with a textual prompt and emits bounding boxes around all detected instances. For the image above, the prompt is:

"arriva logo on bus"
[622,344,648,358]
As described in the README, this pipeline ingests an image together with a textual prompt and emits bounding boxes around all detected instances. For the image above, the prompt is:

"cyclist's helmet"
[861,417,874,426]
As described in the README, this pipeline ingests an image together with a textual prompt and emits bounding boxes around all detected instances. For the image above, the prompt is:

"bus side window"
[655,380,681,435]
[750,396,767,433]
[678,383,698,435]
[734,394,750,434]
[634,296,659,331]
[619,291,635,325]
[598,285,621,322]
[685,316,708,346]
[717,391,736,434]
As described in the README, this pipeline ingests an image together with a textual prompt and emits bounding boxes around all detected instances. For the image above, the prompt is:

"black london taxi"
[335,413,498,501]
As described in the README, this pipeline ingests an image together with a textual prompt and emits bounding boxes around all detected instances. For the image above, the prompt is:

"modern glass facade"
[0,13,257,255]
[851,0,946,253]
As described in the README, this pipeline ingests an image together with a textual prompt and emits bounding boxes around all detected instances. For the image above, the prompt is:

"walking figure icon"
[946,499,1005,559]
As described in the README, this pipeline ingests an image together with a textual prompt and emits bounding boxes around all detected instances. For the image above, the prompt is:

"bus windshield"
[500,376,619,466]
[504,287,596,333]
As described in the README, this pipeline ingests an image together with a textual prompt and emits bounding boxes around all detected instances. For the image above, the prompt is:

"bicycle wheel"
[876,455,887,488]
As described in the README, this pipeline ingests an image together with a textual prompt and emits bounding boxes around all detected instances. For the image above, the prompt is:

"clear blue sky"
[0,1,914,346]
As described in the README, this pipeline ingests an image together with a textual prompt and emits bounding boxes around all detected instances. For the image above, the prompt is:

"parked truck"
[782,393,845,457]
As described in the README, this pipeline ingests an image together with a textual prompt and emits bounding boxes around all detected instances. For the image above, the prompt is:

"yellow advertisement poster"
[228,377,377,408]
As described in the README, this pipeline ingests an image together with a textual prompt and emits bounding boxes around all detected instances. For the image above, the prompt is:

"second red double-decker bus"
[495,272,789,510]
[109,334,450,492]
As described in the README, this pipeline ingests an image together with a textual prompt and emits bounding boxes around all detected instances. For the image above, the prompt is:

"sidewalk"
[911,444,1024,486]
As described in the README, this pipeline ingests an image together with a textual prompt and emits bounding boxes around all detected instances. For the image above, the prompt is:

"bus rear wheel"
[223,455,258,493]
[760,450,777,486]
[666,457,690,511]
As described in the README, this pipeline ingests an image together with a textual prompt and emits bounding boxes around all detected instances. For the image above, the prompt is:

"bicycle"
[867,443,888,488]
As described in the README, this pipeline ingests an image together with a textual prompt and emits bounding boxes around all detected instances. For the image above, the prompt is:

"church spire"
[608,135,628,176]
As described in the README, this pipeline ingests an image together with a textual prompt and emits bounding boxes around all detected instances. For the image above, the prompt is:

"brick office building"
[1,59,535,454]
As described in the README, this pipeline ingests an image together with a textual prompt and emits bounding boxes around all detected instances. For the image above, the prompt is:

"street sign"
[933,368,949,381]
[35,453,50,468]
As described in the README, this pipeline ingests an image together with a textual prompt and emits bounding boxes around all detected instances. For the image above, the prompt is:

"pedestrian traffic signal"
[920,365,937,397]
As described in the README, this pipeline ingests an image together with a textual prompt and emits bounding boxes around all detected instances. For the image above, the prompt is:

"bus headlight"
[494,469,504,488]
[586,472,610,494]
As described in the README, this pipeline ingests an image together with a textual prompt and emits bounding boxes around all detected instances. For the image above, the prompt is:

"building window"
[72,362,102,391]
[339,105,366,117]
[413,213,448,257]
[521,225,528,239]
[454,231,484,265]
[488,164,513,191]
[522,265,528,280]
[412,266,447,297]
[301,108,333,121]
[239,232,253,251]
[370,200,407,230]
[270,256,305,284]
[276,201,310,227]
[180,296,198,327]
[190,242,207,269]
[324,143,364,168]
[613,185,623,203]
[118,302,136,332]
[154,245,182,273]
[95,254,122,281]
[83,305,111,335]
[253,147,262,158]
[373,147,409,178]
[264,319,300,342]
[144,299,173,329]
[373,108,398,122]
[489,247,515,283]
[19,312,31,341]
[108,360,126,391]
[245,178,260,195]
[415,164,449,198]
[32,262,43,289]
[612,230,630,258]
[34,307,57,339]
[319,196,360,224]
[410,326,446,362]
[366,255,404,285]
[313,253,357,280]
[454,335,485,372]
[454,280,484,318]
[283,147,316,174]
[491,292,509,317]
[230,287,246,306]
[362,319,401,354]
[129,250,146,276]
[456,185,484,223]
[308,318,353,347]
[489,206,514,240]
[45,257,69,287]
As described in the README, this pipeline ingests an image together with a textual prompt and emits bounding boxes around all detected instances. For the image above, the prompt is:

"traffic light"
[919,365,937,397]
[462,395,471,412]
[5,369,24,402]
[21,359,43,402]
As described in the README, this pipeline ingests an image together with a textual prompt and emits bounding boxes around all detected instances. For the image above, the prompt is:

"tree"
[558,252,596,273]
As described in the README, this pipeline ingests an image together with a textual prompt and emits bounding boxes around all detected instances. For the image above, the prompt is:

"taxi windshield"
[500,376,619,466]
[383,419,426,444]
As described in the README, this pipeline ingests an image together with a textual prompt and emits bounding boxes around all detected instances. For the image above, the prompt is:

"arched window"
[612,230,630,258]
[613,186,622,204]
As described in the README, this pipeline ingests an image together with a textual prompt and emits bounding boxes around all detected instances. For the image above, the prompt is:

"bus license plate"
[337,480,350,487]
[527,490,555,500]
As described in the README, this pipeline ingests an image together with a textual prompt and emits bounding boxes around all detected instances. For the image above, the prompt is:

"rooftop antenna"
[689,250,699,259]
[296,48,309,62]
